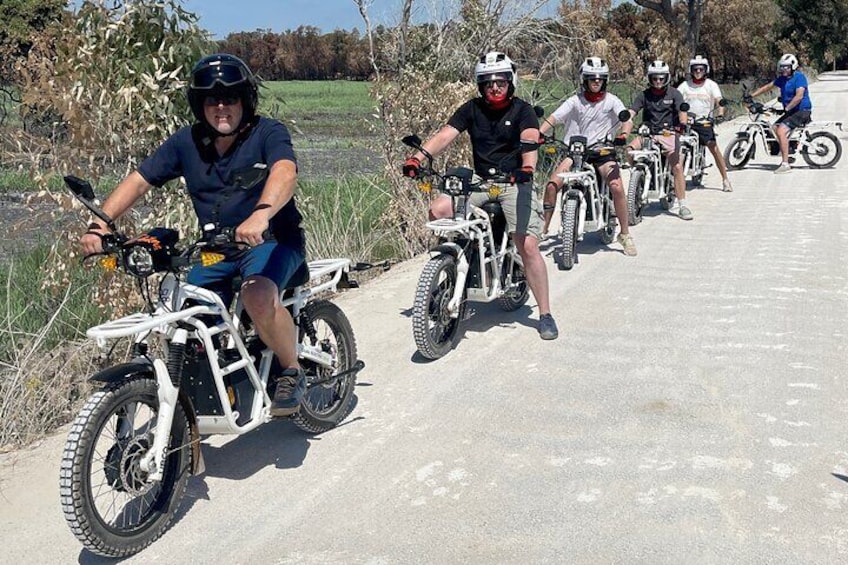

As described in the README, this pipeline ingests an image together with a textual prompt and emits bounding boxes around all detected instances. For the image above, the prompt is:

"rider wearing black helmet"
[81,53,307,417]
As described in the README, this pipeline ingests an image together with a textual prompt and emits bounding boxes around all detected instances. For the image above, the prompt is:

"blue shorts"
[187,241,306,305]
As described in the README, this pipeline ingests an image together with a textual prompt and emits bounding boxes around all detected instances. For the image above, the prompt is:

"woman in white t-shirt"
[677,55,733,192]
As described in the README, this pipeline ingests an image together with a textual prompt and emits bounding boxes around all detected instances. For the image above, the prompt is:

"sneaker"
[678,205,694,221]
[722,178,733,192]
[616,233,638,257]
[538,313,559,340]
[774,162,792,174]
[270,368,306,417]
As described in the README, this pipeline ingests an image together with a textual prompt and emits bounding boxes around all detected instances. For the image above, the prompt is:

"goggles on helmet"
[191,63,249,90]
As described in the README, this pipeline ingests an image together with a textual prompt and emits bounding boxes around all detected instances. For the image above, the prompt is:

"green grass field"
[260,80,376,140]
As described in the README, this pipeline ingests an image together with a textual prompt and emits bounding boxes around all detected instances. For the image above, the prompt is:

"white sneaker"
[774,163,792,174]
[722,178,733,192]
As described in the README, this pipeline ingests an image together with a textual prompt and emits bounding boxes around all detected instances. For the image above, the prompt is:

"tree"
[0,0,65,84]
[631,0,706,55]
[776,0,848,70]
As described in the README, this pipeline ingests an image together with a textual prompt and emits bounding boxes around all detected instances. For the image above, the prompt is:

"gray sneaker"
[774,162,792,174]
[616,233,638,256]
[538,313,559,340]
[678,205,694,221]
[270,368,306,417]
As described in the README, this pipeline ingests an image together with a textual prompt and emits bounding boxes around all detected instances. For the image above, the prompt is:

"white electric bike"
[59,176,364,557]
[402,135,530,360]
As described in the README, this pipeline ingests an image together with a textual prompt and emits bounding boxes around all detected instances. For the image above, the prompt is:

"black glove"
[742,94,753,104]
[512,166,535,184]
[402,156,421,179]
[673,123,686,134]
[613,134,627,147]
[714,115,725,125]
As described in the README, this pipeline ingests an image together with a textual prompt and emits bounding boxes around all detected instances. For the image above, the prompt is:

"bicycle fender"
[89,360,205,474]
[89,360,154,383]
[430,242,463,259]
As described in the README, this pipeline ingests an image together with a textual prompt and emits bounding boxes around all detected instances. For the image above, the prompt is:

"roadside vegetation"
[0,0,841,448]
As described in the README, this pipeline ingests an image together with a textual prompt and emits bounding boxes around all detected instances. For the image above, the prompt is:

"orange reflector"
[98,256,117,271]
[545,147,557,154]
[200,252,225,267]
[419,181,432,194]
[488,186,502,198]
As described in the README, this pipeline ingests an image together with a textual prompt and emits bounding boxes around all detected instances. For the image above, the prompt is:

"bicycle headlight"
[443,176,464,196]
[125,245,155,277]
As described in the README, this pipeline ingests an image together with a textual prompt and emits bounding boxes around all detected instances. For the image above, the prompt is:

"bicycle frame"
[733,105,843,157]
[425,184,521,312]
[86,258,351,480]
[629,131,671,203]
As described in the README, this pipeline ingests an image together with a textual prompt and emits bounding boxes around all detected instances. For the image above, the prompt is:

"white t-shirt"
[549,92,627,146]
[677,79,723,119]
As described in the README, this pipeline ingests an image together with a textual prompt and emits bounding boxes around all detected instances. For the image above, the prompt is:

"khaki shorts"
[467,181,544,240]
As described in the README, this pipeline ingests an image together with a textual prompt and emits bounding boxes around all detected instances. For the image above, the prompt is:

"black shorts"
[586,152,617,167]
[776,110,812,131]
[690,122,716,144]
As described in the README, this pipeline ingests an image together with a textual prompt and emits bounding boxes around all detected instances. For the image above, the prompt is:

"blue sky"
[183,0,414,37]
[180,0,562,38]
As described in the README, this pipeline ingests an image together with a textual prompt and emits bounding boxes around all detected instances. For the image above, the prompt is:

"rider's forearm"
[415,126,460,161]
[750,83,773,98]
[785,89,805,112]
[252,159,297,221]
[539,116,557,136]
[92,171,151,229]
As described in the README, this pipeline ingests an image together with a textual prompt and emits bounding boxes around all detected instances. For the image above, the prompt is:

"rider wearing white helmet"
[538,56,637,256]
[402,51,559,340]
[749,53,813,173]
[621,59,693,220]
[677,55,733,191]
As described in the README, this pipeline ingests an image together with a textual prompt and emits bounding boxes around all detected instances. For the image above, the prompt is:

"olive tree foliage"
[19,1,214,318]
[355,0,582,256]
[17,0,213,179]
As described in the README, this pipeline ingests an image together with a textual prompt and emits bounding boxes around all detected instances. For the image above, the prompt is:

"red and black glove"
[673,123,686,134]
[402,156,421,178]
[512,165,535,184]
[613,134,627,147]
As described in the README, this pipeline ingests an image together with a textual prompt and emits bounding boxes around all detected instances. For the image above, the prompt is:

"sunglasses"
[779,65,792,71]
[586,77,605,83]
[483,79,509,89]
[691,67,706,73]
[203,95,240,107]
[650,76,667,82]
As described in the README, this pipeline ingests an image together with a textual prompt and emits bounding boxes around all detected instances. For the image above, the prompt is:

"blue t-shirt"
[138,117,304,248]
[774,72,812,112]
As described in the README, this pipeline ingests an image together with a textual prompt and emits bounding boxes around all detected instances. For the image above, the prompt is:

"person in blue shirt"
[80,54,307,417]
[749,53,812,173]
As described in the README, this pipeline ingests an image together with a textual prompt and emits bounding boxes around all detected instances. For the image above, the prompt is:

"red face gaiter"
[584,91,606,103]
[651,87,666,96]
[485,91,510,110]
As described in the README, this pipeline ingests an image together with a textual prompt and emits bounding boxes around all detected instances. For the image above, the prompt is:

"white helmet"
[689,55,710,75]
[647,59,670,87]
[474,51,516,88]
[581,57,609,80]
[778,53,798,71]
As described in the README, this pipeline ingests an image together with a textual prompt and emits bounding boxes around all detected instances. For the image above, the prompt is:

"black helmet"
[187,53,258,125]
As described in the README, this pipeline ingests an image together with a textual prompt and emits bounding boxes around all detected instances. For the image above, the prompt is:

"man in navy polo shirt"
[80,54,307,417]
[749,53,813,173]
